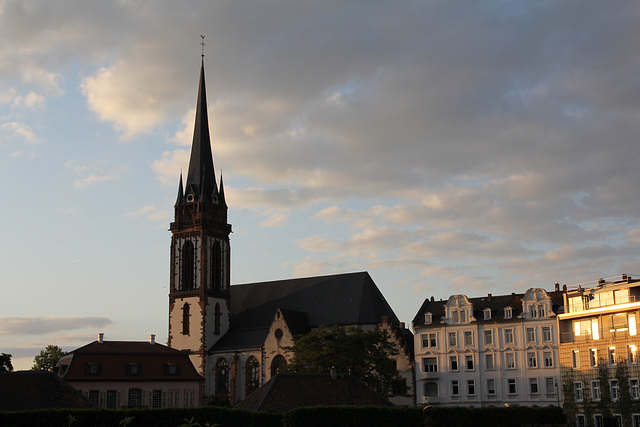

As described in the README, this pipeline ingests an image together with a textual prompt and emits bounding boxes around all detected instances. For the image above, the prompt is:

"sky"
[2,1,640,371]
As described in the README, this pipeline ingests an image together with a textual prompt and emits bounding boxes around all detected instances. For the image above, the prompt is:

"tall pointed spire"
[185,61,217,200]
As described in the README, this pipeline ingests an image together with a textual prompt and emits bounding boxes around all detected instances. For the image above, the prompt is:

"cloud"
[0,122,41,145]
[123,205,170,221]
[0,316,112,335]
[64,159,127,188]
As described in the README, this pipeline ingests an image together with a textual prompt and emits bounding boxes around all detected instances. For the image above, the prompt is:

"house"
[0,371,93,411]
[558,274,640,427]
[55,334,204,408]
[167,59,414,406]
[234,372,393,412]
[413,286,563,406]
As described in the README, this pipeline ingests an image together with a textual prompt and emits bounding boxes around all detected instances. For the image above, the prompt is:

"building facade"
[55,334,204,409]
[558,275,640,427]
[168,61,414,406]
[413,287,563,407]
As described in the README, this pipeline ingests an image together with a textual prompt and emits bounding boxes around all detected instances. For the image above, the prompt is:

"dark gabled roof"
[413,289,564,328]
[58,340,203,382]
[0,371,93,411]
[212,272,399,352]
[234,373,393,412]
[279,309,310,336]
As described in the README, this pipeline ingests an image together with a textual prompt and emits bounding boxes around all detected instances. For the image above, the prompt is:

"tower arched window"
[182,303,190,335]
[215,358,229,395]
[211,241,222,292]
[214,303,221,335]
[246,356,260,395]
[181,241,195,291]
[271,355,287,377]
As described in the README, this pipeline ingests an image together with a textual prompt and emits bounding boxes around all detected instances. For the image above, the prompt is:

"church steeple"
[168,58,232,380]
[184,62,217,202]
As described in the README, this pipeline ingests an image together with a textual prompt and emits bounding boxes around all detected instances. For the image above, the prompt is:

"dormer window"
[504,307,512,319]
[451,309,468,324]
[484,308,491,320]
[460,310,467,323]
[85,363,102,376]
[424,312,432,324]
[164,363,180,376]
[126,363,141,376]
[538,305,546,318]
[530,305,537,318]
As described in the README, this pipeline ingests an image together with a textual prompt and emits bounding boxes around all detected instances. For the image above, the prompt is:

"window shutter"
[99,391,106,408]
[116,391,122,408]
[162,390,167,408]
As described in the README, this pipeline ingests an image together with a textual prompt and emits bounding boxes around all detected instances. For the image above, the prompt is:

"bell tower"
[168,59,231,376]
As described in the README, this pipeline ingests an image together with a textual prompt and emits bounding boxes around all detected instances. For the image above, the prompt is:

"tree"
[0,353,13,372]
[31,345,65,372]
[283,325,399,397]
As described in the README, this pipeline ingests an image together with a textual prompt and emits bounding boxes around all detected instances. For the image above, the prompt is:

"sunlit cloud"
[0,316,112,335]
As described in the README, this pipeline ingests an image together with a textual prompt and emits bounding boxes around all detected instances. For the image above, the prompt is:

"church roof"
[211,272,400,352]
[234,373,393,412]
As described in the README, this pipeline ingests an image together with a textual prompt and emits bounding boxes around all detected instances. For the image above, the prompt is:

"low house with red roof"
[55,334,203,408]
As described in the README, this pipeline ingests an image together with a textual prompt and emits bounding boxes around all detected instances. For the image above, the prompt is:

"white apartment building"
[413,287,563,407]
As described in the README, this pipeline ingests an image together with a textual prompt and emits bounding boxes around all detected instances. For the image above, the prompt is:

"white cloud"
[0,316,112,335]
[0,122,41,145]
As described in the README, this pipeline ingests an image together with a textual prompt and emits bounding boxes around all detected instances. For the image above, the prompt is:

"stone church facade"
[168,61,414,406]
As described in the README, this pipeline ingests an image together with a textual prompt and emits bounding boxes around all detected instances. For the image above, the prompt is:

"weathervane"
[200,35,206,59]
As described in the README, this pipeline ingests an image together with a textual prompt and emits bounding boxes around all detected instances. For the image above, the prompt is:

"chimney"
[563,284,567,292]
[399,322,405,329]
[487,293,492,301]
[330,366,338,380]
[555,282,560,292]
[149,334,156,345]
[622,274,628,282]
[430,296,434,302]
[98,333,104,344]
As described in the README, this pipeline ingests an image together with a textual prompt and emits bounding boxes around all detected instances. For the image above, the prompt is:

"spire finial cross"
[200,35,206,59]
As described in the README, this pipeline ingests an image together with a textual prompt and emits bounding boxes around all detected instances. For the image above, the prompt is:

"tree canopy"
[283,325,400,397]
[31,345,65,372]
[0,353,13,372]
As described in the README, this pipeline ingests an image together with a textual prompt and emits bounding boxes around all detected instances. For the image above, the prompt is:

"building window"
[182,303,190,335]
[590,349,598,367]
[487,378,496,395]
[576,415,585,427]
[424,312,432,324]
[631,379,640,400]
[246,356,260,395]
[630,345,638,364]
[575,382,583,401]
[422,333,437,348]
[164,363,179,376]
[181,240,195,291]
[538,305,546,318]
[485,353,495,370]
[452,311,459,323]
[505,328,514,345]
[508,378,517,394]
[88,390,99,406]
[530,378,539,394]
[633,414,640,427]
[467,379,476,396]
[609,347,617,365]
[465,355,474,370]
[546,377,555,395]
[528,352,537,368]
[424,381,438,398]
[211,241,222,293]
[484,308,491,320]
[592,319,600,340]
[168,390,179,408]
[127,388,142,408]
[214,303,221,335]
[423,357,438,373]
[506,353,516,369]
[464,331,473,347]
[271,355,287,377]
[543,351,553,368]
[451,380,459,396]
[631,315,637,336]
[85,363,102,376]
[614,415,623,427]
[526,328,535,343]
[184,389,194,408]
[543,326,552,342]
[573,350,580,368]
[216,358,229,394]
[448,332,457,347]
[152,390,162,408]
[504,307,512,319]
[592,380,601,401]
[126,363,141,376]
[460,310,467,323]
[530,305,538,318]
[611,380,620,400]
[450,355,458,371]
[106,390,117,409]
[594,414,604,427]
[484,330,493,346]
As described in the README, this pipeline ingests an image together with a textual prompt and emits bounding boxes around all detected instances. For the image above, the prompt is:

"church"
[167,60,414,406]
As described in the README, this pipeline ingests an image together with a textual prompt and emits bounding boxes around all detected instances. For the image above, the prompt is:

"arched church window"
[215,358,229,395]
[211,241,222,292]
[181,241,195,291]
[424,381,438,397]
[271,355,286,377]
[182,303,190,335]
[245,356,260,395]
[214,303,221,335]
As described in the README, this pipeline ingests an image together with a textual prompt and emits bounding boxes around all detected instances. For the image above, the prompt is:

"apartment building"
[558,274,640,427]
[413,287,563,406]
